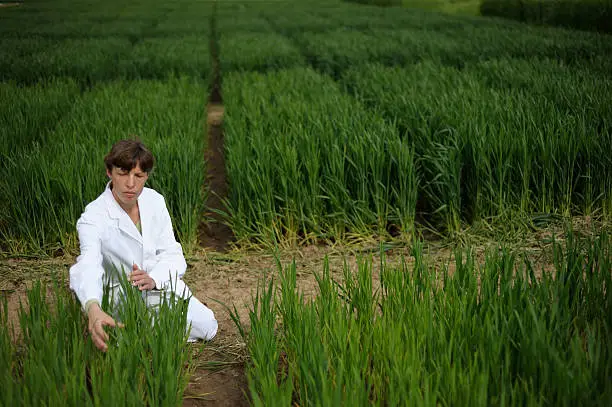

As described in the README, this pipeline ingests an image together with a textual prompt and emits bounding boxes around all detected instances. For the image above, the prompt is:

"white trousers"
[108,281,218,342]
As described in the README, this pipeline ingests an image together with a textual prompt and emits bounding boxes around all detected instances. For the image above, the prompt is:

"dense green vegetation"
[2,0,612,405]
[0,78,208,255]
[223,68,416,244]
[0,273,193,406]
[218,0,611,242]
[343,60,611,232]
[2,0,610,252]
[0,0,211,255]
[238,230,612,405]
[480,0,612,34]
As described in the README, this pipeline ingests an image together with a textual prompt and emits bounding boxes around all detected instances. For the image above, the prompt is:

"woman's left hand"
[129,264,156,291]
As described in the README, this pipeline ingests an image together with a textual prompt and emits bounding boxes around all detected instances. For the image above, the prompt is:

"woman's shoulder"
[77,194,108,226]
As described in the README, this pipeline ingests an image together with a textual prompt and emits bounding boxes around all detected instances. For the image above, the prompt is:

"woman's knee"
[187,297,218,341]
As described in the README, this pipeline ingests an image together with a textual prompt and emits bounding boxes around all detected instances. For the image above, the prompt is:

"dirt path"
[199,102,234,253]
[198,4,234,253]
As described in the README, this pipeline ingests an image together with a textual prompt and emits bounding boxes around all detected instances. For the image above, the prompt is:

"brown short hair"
[104,138,155,173]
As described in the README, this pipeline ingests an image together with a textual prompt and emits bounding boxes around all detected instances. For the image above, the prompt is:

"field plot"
[260,8,337,36]
[283,16,612,79]
[343,60,612,232]
[125,36,211,80]
[153,3,213,37]
[0,0,211,84]
[223,67,416,244]
[218,0,612,241]
[215,4,305,73]
[219,32,305,73]
[0,0,212,256]
[0,79,80,158]
[241,231,612,406]
[0,78,208,255]
[0,37,133,85]
[216,11,274,34]
[314,2,485,30]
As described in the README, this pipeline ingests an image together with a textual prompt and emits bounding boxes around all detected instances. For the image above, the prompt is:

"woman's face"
[106,163,149,209]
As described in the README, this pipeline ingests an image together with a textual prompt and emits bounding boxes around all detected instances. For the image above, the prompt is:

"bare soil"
[199,103,234,252]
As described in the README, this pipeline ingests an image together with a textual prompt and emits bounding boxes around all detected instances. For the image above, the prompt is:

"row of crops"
[4,229,611,405]
[240,231,612,405]
[2,0,611,253]
[1,78,207,254]
[218,0,612,243]
[0,1,212,83]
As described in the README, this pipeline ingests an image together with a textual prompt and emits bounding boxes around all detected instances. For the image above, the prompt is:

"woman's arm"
[69,214,105,310]
[70,211,122,352]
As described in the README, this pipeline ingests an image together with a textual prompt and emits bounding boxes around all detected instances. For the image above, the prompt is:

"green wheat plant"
[220,32,305,73]
[343,59,612,232]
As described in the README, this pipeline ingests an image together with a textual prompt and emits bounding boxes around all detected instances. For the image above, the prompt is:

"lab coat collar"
[103,182,144,245]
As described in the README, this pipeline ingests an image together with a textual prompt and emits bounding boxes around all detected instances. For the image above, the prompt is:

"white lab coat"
[69,183,217,341]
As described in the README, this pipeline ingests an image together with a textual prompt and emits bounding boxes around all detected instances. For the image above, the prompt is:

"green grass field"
[1,0,611,405]
[0,0,211,256]
[403,0,482,15]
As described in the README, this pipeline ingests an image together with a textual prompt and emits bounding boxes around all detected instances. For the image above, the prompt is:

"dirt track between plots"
[199,103,233,253]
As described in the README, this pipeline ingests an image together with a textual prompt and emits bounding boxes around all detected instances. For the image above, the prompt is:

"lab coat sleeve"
[69,214,105,310]
[148,198,187,291]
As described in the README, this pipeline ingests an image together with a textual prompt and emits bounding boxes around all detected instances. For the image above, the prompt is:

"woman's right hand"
[87,303,123,352]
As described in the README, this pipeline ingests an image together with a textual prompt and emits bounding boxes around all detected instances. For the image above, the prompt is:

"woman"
[69,139,217,352]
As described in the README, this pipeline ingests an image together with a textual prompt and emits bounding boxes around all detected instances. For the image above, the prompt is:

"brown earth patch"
[199,6,232,254]
[199,102,234,253]
[0,3,21,8]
